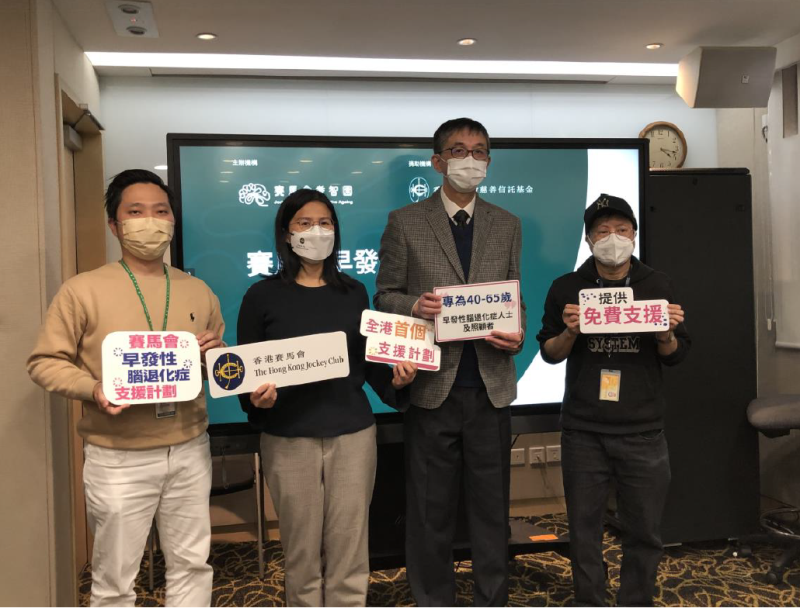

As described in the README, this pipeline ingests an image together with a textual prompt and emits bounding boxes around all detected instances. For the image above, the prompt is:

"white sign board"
[579,287,670,334]
[360,310,441,371]
[434,280,522,341]
[102,331,202,405]
[205,331,350,398]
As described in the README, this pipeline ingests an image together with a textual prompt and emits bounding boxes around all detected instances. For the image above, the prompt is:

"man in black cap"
[536,193,691,606]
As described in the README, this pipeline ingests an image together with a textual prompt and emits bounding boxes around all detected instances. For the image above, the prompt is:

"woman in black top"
[237,189,416,607]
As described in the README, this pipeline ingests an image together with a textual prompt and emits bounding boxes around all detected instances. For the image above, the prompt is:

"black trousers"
[404,387,511,607]
[561,428,671,607]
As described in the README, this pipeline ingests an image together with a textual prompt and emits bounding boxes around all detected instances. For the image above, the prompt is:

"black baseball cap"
[584,193,638,233]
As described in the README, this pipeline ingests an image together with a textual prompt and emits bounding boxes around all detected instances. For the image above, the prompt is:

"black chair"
[734,395,800,584]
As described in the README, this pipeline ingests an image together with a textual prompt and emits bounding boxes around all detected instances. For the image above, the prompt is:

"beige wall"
[716,32,800,508]
[0,0,100,604]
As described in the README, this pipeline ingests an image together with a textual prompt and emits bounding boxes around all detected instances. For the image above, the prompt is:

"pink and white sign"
[434,280,521,341]
[102,331,202,405]
[579,287,670,334]
[360,310,441,371]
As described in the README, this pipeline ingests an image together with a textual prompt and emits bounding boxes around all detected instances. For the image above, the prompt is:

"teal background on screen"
[179,145,587,425]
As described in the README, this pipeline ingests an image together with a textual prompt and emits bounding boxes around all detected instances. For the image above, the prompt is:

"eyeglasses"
[440,147,490,161]
[593,226,635,239]
[290,218,335,232]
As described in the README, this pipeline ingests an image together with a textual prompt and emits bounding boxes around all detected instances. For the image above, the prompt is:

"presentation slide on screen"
[176,142,641,423]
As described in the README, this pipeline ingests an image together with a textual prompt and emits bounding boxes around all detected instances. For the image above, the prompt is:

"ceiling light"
[458,38,477,46]
[352,171,363,174]
[219,180,229,183]
[118,4,139,15]
[299,159,313,163]
[287,170,300,174]
[371,160,384,164]
[127,26,147,36]
[154,164,167,170]
[220,170,233,174]
[646,43,664,50]
[197,33,217,41]
[86,52,679,78]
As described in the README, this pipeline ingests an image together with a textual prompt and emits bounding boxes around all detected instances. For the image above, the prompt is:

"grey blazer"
[374,191,526,410]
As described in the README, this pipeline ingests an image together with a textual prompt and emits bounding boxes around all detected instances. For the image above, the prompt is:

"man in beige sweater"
[28,169,225,607]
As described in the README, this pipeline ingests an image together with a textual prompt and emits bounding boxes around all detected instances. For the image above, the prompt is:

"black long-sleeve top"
[237,275,401,437]
[536,256,691,434]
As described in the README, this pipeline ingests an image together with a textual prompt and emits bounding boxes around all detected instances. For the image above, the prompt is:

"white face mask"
[587,233,635,267]
[119,217,174,261]
[290,225,335,261]
[444,156,488,193]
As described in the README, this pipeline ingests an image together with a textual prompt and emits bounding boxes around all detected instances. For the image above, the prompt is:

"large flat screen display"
[168,135,647,427]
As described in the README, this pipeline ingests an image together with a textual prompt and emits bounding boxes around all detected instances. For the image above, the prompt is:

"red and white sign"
[579,287,670,334]
[102,331,202,405]
[360,310,441,371]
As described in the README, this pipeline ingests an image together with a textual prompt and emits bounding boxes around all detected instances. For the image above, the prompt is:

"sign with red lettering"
[579,288,669,334]
[360,310,441,371]
[102,331,202,405]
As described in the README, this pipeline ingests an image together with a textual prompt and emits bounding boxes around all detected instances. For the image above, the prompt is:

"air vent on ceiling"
[105,0,159,38]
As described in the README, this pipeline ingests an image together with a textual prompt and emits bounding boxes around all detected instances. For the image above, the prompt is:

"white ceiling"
[54,0,800,68]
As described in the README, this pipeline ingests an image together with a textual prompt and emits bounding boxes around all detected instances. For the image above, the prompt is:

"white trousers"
[261,424,377,607]
[83,432,213,607]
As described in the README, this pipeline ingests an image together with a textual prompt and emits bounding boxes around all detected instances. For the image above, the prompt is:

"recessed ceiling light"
[371,160,384,164]
[299,159,313,163]
[352,171,363,174]
[197,33,217,41]
[127,26,147,36]
[646,43,664,50]
[458,38,477,46]
[287,170,300,174]
[154,164,167,170]
[119,4,140,15]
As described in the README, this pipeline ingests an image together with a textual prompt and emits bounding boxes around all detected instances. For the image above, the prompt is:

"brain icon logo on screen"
[409,177,430,203]
[238,183,271,207]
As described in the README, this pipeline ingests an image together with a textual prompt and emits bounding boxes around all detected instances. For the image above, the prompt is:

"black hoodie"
[536,256,691,434]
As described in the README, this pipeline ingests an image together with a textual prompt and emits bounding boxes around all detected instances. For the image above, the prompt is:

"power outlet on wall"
[529,446,546,465]
[511,448,526,466]
[546,445,562,463]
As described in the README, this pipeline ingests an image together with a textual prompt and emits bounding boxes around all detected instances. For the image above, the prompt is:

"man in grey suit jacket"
[375,118,526,606]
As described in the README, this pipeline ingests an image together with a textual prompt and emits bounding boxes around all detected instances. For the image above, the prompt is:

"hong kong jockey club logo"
[409,177,430,203]
[239,183,271,207]
[212,353,246,391]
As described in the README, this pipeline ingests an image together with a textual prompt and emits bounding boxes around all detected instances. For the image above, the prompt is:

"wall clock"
[639,121,687,169]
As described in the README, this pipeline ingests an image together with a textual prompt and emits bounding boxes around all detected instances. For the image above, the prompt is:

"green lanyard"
[119,260,170,331]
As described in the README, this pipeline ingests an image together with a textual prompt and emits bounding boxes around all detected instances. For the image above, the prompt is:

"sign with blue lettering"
[102,331,202,405]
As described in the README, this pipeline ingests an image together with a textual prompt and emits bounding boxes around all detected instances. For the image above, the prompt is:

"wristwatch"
[655,331,675,344]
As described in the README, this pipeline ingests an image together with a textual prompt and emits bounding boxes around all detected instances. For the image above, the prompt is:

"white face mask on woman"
[444,156,488,193]
[119,217,174,261]
[289,225,335,261]
[587,233,635,267]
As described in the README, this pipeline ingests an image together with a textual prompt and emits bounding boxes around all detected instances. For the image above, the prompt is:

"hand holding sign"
[391,361,418,388]
[93,381,129,415]
[250,382,277,409]
[562,304,581,336]
[412,293,442,320]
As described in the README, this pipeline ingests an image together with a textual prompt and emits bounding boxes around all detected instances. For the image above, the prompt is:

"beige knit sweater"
[28,262,225,449]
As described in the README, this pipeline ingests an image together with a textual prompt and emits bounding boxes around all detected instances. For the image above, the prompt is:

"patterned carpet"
[78,515,800,606]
